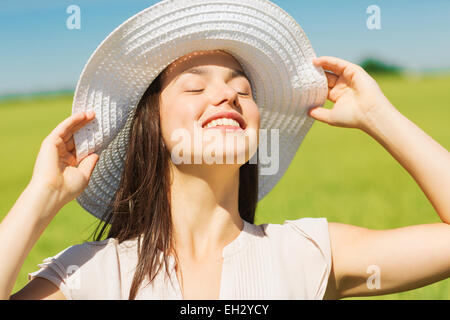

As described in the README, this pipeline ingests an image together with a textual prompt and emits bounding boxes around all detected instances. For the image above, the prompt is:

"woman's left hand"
[309,56,393,132]
[310,56,450,224]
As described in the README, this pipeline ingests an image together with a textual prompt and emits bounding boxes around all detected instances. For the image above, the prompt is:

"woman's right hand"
[29,111,99,210]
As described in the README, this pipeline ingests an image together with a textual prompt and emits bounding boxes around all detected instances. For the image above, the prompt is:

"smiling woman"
[2,0,450,301]
[88,50,262,300]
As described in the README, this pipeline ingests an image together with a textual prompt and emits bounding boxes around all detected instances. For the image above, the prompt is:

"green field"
[1,74,449,299]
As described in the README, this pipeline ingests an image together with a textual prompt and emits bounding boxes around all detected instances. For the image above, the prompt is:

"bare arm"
[10,278,66,300]
[309,56,450,299]
[324,222,450,299]
[0,182,61,299]
[0,111,98,299]
[362,99,450,223]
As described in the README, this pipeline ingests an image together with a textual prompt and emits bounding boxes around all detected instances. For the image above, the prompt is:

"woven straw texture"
[72,0,328,220]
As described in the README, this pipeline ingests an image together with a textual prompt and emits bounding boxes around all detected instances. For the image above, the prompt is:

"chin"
[214,147,251,165]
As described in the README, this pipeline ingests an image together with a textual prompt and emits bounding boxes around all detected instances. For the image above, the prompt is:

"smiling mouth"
[202,117,244,130]
[201,110,248,130]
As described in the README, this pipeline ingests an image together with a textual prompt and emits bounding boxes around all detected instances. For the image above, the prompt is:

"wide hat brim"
[73,0,328,220]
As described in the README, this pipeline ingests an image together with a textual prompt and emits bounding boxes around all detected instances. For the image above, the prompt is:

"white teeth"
[205,118,241,128]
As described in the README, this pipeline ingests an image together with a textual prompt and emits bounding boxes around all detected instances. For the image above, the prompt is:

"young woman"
[3,0,450,300]
[1,49,449,300]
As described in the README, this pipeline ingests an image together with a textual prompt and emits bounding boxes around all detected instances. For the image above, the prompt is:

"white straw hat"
[72,0,328,220]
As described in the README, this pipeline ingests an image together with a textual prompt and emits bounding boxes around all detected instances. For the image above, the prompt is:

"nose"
[210,81,242,112]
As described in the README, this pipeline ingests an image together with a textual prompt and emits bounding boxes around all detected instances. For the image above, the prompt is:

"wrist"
[359,99,398,137]
[25,180,64,219]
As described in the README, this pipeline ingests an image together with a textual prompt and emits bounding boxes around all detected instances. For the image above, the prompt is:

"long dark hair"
[91,70,259,300]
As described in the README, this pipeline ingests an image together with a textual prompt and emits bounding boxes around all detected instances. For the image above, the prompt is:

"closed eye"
[187,89,249,96]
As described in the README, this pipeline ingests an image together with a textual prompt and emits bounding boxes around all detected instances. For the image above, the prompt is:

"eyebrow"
[174,66,250,84]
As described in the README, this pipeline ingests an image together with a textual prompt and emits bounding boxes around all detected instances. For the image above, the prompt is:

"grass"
[1,74,450,299]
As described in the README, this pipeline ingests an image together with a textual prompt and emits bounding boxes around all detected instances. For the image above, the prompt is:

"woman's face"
[159,50,260,167]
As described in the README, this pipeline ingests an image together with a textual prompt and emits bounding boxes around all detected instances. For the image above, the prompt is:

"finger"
[62,110,96,142]
[55,135,68,156]
[77,153,99,180]
[324,71,338,88]
[63,111,96,142]
[52,112,87,140]
[66,136,75,152]
[62,151,77,166]
[308,106,332,124]
[313,56,359,76]
[54,134,74,156]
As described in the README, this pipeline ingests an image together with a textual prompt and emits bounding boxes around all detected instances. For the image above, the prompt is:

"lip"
[204,125,244,133]
[201,111,247,130]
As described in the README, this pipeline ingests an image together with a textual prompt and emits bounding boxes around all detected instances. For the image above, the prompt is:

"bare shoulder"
[10,277,66,300]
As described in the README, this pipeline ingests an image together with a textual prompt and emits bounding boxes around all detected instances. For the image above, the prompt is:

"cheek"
[243,102,261,148]
[246,102,261,129]
[159,98,202,149]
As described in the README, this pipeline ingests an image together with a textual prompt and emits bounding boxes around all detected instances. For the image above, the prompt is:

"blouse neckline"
[166,219,260,299]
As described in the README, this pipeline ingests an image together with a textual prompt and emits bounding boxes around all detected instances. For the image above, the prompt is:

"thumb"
[309,106,332,124]
[78,153,99,180]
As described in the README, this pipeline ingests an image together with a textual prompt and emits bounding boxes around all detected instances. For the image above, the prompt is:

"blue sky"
[1,0,450,96]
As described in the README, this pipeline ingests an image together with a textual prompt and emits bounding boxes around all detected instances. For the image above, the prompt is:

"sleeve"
[28,242,102,300]
[284,217,332,300]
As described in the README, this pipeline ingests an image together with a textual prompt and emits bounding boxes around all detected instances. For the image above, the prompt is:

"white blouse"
[28,217,332,300]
